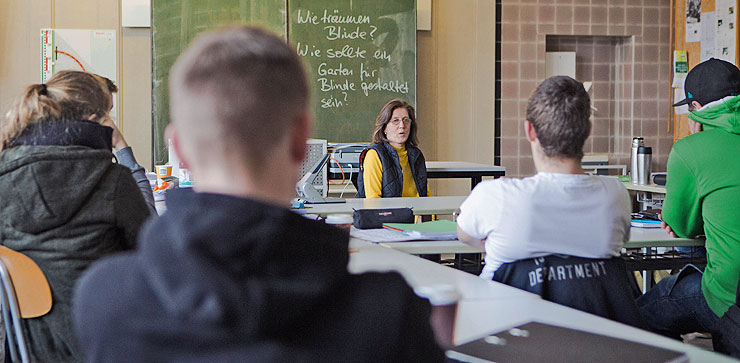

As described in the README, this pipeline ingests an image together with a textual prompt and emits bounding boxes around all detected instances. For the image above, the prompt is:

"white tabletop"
[373,227,704,255]
[298,195,467,217]
[348,239,728,362]
[622,181,667,193]
[626,227,705,248]
[426,161,505,173]
[349,238,533,300]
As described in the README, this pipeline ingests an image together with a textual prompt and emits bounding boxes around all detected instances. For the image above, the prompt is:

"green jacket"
[0,145,150,362]
[663,94,740,317]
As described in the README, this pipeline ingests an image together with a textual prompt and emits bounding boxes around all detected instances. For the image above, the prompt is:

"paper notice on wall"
[686,0,702,43]
[715,0,736,63]
[701,12,716,61]
[674,88,690,114]
[672,50,688,88]
[40,29,117,119]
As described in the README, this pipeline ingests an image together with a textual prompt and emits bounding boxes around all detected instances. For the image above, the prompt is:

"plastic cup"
[414,285,460,348]
[325,214,353,232]
[155,165,172,179]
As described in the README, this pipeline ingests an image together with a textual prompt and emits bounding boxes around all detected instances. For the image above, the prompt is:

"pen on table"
[382,225,403,232]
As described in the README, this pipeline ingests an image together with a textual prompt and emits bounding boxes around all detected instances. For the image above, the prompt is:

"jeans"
[674,246,706,257]
[636,265,719,339]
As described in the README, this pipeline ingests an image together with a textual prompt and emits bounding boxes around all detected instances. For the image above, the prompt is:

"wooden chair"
[0,246,52,363]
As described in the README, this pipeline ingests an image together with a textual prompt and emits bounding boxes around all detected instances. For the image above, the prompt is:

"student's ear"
[524,120,538,142]
[164,123,189,169]
[289,111,312,164]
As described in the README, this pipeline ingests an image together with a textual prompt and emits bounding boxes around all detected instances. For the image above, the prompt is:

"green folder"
[383,220,457,233]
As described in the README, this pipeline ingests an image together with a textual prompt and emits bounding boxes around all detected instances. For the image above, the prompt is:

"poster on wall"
[673,51,689,115]
[700,11,716,61]
[40,29,118,119]
[686,0,701,43]
[715,0,736,63]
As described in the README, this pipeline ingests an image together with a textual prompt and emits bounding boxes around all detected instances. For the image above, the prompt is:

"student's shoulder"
[591,175,628,193]
[464,177,532,205]
[75,252,142,312]
[73,252,147,342]
[473,176,530,192]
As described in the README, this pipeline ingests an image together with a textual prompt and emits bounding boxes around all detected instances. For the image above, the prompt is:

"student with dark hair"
[456,76,631,281]
[73,26,444,362]
[0,70,153,362]
[356,98,430,198]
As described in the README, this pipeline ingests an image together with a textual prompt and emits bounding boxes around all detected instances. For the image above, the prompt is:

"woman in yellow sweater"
[356,98,430,198]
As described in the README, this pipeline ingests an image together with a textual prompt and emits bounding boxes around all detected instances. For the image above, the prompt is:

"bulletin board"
[672,0,740,141]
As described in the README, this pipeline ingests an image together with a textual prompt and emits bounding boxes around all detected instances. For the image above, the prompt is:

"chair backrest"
[493,254,645,329]
[0,245,52,363]
[0,246,52,318]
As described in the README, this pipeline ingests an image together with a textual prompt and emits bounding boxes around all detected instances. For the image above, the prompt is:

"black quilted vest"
[356,142,428,198]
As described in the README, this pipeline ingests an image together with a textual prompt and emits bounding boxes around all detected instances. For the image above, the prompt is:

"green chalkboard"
[151,0,287,165]
[288,0,416,142]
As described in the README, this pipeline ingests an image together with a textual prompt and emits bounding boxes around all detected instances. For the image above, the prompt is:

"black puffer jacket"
[0,120,151,362]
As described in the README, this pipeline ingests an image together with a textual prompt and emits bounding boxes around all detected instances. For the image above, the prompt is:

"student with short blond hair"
[73,26,444,362]
[0,70,152,362]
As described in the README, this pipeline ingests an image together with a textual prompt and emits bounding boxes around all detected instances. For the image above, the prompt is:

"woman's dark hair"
[371,98,418,148]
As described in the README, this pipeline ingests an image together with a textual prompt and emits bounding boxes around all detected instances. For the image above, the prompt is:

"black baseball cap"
[673,58,740,107]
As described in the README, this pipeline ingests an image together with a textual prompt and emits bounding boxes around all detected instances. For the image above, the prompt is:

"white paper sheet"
[686,0,702,43]
[715,0,736,63]
[701,12,716,61]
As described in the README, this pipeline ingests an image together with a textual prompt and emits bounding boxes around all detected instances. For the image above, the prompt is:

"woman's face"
[384,107,411,148]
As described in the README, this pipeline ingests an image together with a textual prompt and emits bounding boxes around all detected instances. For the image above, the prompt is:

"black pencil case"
[353,208,414,229]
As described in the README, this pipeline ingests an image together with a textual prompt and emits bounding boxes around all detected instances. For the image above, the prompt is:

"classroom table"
[623,182,667,194]
[424,161,506,189]
[348,238,533,301]
[348,239,730,362]
[367,226,703,255]
[296,195,467,217]
[328,161,505,191]
[622,180,667,210]
[365,226,705,293]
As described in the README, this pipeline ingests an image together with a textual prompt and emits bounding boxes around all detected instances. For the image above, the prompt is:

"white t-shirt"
[457,173,631,280]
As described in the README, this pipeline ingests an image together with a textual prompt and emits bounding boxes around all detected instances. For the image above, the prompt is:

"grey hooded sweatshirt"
[0,120,151,362]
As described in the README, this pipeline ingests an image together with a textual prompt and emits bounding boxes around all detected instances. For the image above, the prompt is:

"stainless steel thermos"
[636,146,652,185]
[630,137,644,184]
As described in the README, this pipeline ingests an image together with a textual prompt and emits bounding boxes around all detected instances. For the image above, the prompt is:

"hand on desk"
[658,214,678,238]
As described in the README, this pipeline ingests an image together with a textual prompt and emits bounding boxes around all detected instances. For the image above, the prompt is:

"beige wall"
[1,0,495,194]
[418,0,497,196]
[0,0,153,169]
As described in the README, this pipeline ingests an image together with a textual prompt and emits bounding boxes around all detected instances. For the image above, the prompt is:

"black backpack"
[713,277,740,358]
